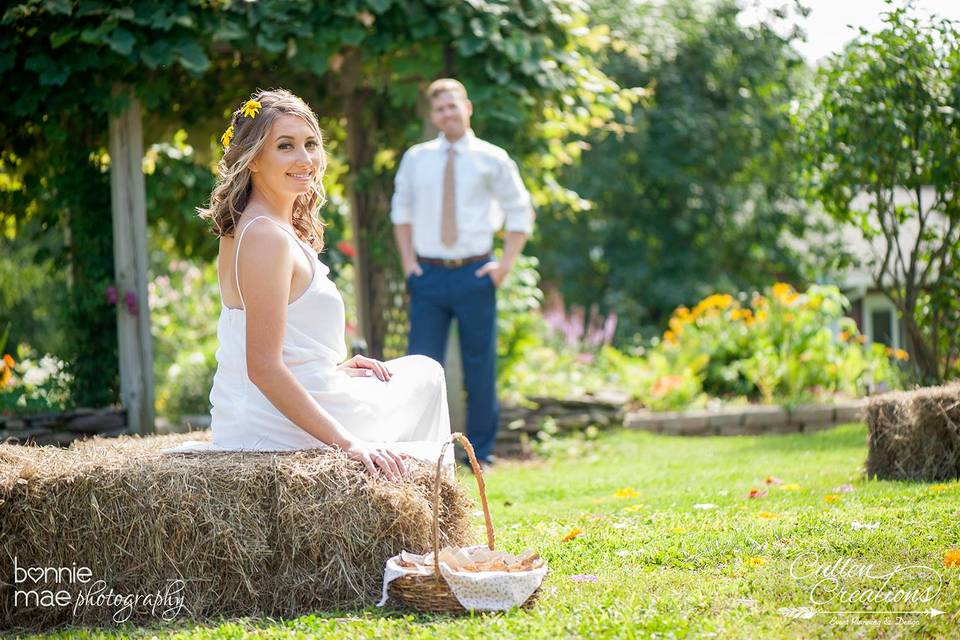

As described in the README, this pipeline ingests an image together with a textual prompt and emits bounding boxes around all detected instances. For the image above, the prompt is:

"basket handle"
[432,432,495,579]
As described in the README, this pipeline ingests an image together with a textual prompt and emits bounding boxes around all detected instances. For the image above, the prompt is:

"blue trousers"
[406,261,499,461]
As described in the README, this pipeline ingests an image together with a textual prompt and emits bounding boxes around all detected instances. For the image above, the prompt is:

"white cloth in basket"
[378,545,547,611]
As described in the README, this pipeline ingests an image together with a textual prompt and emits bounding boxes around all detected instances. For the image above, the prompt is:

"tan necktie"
[441,146,457,247]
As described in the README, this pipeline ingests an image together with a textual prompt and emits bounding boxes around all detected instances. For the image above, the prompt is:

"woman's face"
[249,113,323,196]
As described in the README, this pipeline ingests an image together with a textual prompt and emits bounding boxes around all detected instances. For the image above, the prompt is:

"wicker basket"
[386,432,543,614]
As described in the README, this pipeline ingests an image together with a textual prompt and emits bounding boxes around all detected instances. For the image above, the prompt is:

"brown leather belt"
[416,253,490,268]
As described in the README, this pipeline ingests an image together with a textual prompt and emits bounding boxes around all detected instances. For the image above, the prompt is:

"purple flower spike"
[124,290,138,316]
[570,574,599,583]
[105,285,118,305]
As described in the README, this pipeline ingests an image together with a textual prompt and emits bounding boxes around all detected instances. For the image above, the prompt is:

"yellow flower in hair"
[241,99,262,118]
[220,124,234,148]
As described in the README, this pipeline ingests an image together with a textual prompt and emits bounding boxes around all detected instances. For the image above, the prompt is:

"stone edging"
[0,408,129,446]
[624,400,867,436]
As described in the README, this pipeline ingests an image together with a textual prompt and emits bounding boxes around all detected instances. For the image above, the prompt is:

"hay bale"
[0,432,474,630]
[865,384,960,481]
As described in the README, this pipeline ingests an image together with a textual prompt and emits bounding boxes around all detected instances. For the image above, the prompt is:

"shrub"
[641,283,903,407]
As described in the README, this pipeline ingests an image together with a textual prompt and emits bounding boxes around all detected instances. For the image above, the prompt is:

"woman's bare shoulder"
[235,217,291,263]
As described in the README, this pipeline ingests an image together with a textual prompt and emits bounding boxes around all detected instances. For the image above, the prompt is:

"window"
[863,293,901,349]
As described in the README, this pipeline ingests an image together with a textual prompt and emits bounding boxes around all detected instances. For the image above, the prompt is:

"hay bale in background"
[0,432,474,630]
[865,384,960,481]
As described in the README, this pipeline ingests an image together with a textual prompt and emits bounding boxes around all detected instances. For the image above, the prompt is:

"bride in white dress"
[171,89,451,478]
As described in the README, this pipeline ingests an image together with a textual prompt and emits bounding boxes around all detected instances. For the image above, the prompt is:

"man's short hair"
[427,78,468,101]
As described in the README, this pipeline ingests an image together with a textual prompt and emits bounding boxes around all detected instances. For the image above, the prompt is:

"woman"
[170,89,451,479]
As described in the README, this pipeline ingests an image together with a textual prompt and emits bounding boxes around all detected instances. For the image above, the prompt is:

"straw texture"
[0,431,473,630]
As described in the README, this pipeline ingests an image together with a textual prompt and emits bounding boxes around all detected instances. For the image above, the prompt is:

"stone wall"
[0,409,129,446]
[0,396,868,455]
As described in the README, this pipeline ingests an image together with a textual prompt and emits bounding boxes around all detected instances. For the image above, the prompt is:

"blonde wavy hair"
[197,88,327,251]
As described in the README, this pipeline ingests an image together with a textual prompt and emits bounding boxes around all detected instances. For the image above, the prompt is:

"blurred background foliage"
[1,0,956,419]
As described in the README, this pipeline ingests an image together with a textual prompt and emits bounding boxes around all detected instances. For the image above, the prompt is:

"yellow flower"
[241,99,262,118]
[838,330,850,342]
[623,503,645,513]
[755,309,768,322]
[757,511,779,520]
[929,484,950,492]
[675,306,691,320]
[893,349,909,361]
[671,527,686,534]
[747,557,766,567]
[779,484,801,492]
[771,282,800,305]
[663,330,677,344]
[0,366,10,387]
[220,124,234,148]
[615,487,639,499]
[823,494,840,503]
[945,549,960,568]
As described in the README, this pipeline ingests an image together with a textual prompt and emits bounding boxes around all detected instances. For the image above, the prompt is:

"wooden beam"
[108,89,155,435]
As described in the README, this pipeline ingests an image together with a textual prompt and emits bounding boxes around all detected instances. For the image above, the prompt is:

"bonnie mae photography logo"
[778,552,945,625]
[12,557,186,623]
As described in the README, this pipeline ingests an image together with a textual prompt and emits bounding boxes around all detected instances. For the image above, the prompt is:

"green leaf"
[44,0,72,16]
[106,27,136,56]
[49,26,78,49]
[176,40,209,73]
[365,0,392,13]
[455,34,486,56]
[339,26,365,47]
[140,40,175,69]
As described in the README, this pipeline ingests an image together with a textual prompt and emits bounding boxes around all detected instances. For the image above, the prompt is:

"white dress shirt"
[390,130,534,259]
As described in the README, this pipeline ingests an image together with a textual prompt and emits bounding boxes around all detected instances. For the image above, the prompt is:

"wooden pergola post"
[108,88,155,435]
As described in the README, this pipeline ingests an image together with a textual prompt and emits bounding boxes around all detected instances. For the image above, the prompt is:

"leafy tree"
[532,0,812,341]
[801,3,960,381]
[0,0,630,410]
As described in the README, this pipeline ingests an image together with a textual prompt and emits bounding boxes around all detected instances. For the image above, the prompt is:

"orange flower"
[945,549,960,568]
[2,354,13,368]
[838,330,850,342]
[561,528,584,542]
[764,476,784,485]
[823,494,840,503]
[748,488,768,499]
[651,375,685,397]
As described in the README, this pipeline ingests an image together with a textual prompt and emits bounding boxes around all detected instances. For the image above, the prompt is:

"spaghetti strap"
[233,215,317,310]
[234,216,270,310]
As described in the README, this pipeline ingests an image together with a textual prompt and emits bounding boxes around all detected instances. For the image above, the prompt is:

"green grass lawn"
[24,424,960,639]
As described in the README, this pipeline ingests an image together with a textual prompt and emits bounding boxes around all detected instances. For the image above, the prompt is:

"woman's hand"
[337,355,392,381]
[342,440,407,480]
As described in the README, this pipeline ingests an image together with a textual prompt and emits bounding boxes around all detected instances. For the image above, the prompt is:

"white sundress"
[164,215,451,463]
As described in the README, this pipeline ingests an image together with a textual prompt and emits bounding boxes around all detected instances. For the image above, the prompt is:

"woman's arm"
[237,223,405,478]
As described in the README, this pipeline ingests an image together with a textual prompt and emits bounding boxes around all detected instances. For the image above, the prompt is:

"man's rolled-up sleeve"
[390,151,414,225]
[494,155,535,234]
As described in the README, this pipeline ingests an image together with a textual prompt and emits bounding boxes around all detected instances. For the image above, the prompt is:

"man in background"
[390,78,534,466]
